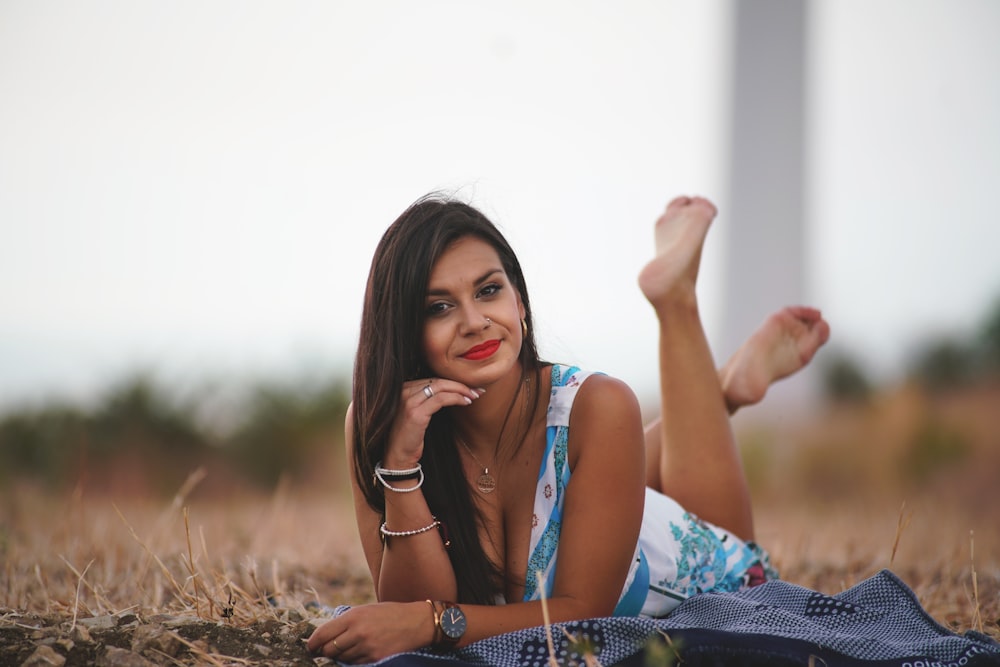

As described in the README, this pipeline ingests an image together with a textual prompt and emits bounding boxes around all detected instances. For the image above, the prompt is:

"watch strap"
[427,599,462,648]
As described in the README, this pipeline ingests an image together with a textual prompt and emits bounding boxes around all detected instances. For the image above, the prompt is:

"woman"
[308,194,830,663]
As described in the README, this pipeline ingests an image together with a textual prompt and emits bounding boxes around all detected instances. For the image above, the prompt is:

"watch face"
[441,606,467,640]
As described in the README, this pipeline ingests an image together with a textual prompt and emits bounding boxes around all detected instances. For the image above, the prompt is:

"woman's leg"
[643,306,831,492]
[636,196,753,540]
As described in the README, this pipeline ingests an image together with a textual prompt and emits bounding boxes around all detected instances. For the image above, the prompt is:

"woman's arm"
[550,374,646,613]
[314,376,646,663]
[346,403,459,602]
[348,374,484,601]
[308,594,607,664]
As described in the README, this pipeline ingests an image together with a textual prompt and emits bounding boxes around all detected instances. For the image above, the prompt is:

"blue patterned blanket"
[330,570,999,666]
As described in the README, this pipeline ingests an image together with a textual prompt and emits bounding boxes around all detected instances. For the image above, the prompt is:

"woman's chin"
[439,353,521,388]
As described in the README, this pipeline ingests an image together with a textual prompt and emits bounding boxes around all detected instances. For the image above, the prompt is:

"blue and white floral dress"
[522,364,775,618]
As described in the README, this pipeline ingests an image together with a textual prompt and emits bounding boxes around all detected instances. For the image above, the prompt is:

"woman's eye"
[427,301,450,316]
[478,283,501,298]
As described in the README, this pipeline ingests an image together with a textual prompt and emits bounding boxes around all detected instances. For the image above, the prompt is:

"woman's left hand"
[307,601,435,664]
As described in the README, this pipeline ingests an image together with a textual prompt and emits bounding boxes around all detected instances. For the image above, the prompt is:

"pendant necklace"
[457,437,497,494]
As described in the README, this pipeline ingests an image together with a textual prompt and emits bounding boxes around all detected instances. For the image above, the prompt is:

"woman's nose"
[460,309,491,333]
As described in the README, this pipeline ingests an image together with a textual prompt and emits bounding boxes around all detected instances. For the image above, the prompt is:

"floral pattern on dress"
[659,512,752,597]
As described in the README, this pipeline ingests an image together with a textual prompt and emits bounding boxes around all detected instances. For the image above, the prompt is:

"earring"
[521,319,528,336]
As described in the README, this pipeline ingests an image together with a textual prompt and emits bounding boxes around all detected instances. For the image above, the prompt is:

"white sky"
[1,1,998,411]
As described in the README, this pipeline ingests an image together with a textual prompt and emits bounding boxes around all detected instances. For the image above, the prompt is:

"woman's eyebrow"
[426,269,503,297]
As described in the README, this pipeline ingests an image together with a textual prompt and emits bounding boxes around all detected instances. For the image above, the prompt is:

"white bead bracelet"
[380,518,441,539]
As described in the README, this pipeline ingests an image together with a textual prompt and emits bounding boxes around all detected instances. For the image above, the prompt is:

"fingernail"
[464,397,472,405]
[477,387,487,393]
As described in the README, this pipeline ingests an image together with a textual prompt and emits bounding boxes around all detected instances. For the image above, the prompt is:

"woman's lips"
[462,339,501,361]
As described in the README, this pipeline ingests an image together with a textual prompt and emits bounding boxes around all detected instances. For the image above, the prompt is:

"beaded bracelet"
[380,518,440,539]
[374,466,425,492]
[374,461,422,481]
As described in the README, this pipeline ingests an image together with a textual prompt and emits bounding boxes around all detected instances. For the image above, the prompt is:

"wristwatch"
[429,600,467,648]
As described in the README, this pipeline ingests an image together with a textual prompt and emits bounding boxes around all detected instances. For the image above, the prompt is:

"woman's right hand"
[382,378,482,468]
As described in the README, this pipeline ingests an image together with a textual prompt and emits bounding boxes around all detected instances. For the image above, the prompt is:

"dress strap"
[524,364,602,601]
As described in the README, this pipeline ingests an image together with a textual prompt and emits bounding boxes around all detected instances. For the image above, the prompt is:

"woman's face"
[421,236,526,386]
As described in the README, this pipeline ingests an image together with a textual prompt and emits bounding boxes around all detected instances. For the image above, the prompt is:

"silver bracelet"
[374,467,425,492]
[380,518,440,538]
[374,461,422,477]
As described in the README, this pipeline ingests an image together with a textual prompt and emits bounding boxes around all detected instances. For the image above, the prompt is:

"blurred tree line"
[820,294,1000,402]
[2,297,998,498]
[0,372,349,496]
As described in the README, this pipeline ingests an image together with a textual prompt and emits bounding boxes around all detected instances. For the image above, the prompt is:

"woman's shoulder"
[572,373,640,420]
[546,363,639,428]
[559,368,643,467]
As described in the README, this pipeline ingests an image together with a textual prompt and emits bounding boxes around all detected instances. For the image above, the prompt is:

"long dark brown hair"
[352,194,543,604]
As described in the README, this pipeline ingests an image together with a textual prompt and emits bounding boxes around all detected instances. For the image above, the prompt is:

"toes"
[786,305,822,322]
[688,196,717,217]
[666,195,692,210]
[815,320,832,345]
[663,195,718,221]
[659,196,718,226]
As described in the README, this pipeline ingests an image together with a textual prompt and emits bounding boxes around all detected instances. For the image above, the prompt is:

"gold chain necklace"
[454,375,534,494]
[456,437,497,494]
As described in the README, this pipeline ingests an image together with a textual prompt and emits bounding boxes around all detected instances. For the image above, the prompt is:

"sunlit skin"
[306,197,831,663]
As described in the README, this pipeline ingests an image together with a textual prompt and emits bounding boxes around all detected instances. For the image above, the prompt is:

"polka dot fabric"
[327,571,1000,666]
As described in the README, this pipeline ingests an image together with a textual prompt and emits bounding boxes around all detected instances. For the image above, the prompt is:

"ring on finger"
[422,384,434,399]
[332,638,340,652]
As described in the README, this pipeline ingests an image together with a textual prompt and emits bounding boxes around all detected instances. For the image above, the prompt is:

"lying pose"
[308,195,830,663]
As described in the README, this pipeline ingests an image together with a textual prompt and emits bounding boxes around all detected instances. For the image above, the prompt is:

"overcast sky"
[2,1,998,411]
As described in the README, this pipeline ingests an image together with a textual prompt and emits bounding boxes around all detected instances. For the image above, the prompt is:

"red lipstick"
[462,339,501,361]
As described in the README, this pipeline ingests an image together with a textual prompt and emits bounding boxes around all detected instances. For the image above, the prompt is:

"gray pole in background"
[724,0,810,410]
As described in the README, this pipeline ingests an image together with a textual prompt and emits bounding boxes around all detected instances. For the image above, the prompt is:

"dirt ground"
[1,610,326,666]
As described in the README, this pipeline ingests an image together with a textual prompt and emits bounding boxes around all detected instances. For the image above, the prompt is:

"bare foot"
[637,196,718,310]
[720,306,831,412]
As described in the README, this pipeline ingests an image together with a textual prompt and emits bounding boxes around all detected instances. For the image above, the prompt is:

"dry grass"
[2,448,998,646]
[1,474,374,626]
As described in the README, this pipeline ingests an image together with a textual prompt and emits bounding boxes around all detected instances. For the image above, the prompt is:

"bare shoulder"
[566,374,643,462]
[571,374,642,426]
